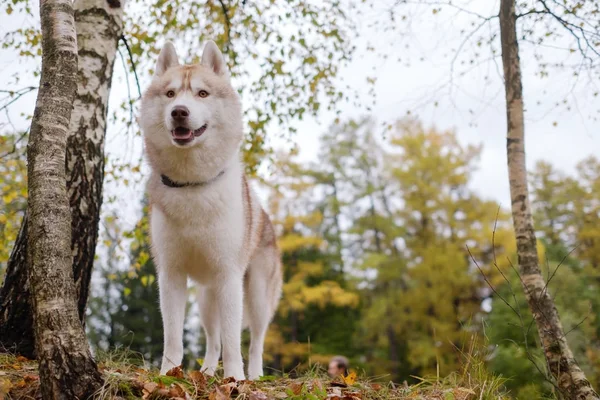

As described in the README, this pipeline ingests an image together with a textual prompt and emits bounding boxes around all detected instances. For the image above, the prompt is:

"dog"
[139,40,283,381]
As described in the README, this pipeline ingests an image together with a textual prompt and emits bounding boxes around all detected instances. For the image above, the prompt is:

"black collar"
[160,170,226,188]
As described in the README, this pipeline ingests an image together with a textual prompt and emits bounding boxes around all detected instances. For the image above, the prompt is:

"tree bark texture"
[499,1,598,398]
[0,0,125,358]
[26,0,103,397]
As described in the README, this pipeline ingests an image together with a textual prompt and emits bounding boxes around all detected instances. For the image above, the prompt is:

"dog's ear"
[201,41,228,78]
[155,42,179,76]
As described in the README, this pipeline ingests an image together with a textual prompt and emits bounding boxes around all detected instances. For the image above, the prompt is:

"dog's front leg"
[158,268,188,375]
[217,275,245,380]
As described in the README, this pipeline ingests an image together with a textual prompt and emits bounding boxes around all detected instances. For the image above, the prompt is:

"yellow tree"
[263,152,359,373]
[0,134,27,275]
[357,119,514,378]
[572,157,600,274]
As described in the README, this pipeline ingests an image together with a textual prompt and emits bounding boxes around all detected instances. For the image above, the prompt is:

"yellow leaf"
[341,371,356,385]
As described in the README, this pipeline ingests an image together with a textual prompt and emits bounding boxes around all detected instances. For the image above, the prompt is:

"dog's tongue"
[172,127,193,139]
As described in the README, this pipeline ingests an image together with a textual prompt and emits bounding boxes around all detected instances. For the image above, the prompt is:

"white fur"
[140,41,282,381]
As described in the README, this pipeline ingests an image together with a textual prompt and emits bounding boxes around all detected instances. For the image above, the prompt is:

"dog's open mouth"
[171,124,208,145]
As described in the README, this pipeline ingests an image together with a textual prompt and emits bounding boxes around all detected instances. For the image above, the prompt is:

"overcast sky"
[1,0,598,231]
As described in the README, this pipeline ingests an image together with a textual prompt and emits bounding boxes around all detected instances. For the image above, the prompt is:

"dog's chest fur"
[148,164,249,283]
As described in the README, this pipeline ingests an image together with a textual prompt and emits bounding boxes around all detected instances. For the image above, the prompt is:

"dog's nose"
[171,106,189,120]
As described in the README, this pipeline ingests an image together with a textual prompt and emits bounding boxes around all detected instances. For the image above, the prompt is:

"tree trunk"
[386,324,400,380]
[67,0,125,321]
[26,0,103,396]
[0,0,125,358]
[499,1,598,398]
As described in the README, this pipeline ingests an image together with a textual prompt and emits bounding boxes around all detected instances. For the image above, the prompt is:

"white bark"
[67,0,126,319]
[27,0,103,397]
[499,1,598,398]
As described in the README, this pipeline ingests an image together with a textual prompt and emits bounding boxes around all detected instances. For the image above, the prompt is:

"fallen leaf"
[188,370,207,389]
[312,379,325,393]
[166,365,184,379]
[329,386,343,396]
[168,382,188,397]
[341,371,357,386]
[289,382,303,395]
[0,378,12,395]
[16,356,28,362]
[370,383,381,391]
[237,381,252,395]
[142,382,158,399]
[220,382,238,396]
[452,387,476,400]
[209,384,232,400]
[248,390,268,400]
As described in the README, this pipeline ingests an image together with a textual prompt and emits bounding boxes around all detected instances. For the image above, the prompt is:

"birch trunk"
[27,0,103,396]
[0,0,125,358]
[499,1,598,398]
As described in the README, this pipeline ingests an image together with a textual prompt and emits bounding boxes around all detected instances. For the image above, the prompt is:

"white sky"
[1,0,598,231]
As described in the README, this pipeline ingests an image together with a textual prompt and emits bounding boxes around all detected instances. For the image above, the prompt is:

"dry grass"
[0,350,510,400]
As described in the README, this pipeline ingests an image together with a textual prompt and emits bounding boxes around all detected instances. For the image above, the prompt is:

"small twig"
[0,129,29,159]
[467,244,522,321]
[539,0,600,61]
[117,46,135,132]
[516,9,546,18]
[217,0,232,54]
[119,35,142,99]
[471,209,556,389]
[541,245,578,302]
[0,86,37,112]
[563,312,591,339]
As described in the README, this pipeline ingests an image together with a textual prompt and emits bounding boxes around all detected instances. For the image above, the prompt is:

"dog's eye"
[166,90,175,98]
[198,90,209,98]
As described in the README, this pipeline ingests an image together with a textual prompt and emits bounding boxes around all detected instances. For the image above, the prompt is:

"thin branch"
[0,129,29,159]
[516,9,546,18]
[0,86,37,112]
[539,0,600,61]
[119,35,142,99]
[506,256,560,390]
[540,245,577,302]
[217,0,232,54]
[117,46,135,133]
[394,0,495,21]
[449,17,495,98]
[467,245,521,318]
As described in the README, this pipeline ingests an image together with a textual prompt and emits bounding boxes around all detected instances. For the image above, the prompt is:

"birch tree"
[499,0,596,397]
[26,0,103,396]
[0,0,126,358]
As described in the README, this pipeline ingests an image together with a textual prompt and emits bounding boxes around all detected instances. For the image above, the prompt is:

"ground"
[0,353,509,399]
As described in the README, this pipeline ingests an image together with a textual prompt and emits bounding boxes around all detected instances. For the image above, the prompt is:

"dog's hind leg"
[198,285,221,376]
[245,249,279,380]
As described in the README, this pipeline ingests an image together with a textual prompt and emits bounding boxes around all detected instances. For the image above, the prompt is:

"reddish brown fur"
[144,64,237,99]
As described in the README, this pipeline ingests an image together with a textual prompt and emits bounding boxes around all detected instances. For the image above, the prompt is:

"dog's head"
[140,41,243,153]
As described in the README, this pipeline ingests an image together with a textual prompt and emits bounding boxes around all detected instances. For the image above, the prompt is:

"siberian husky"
[139,40,283,380]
